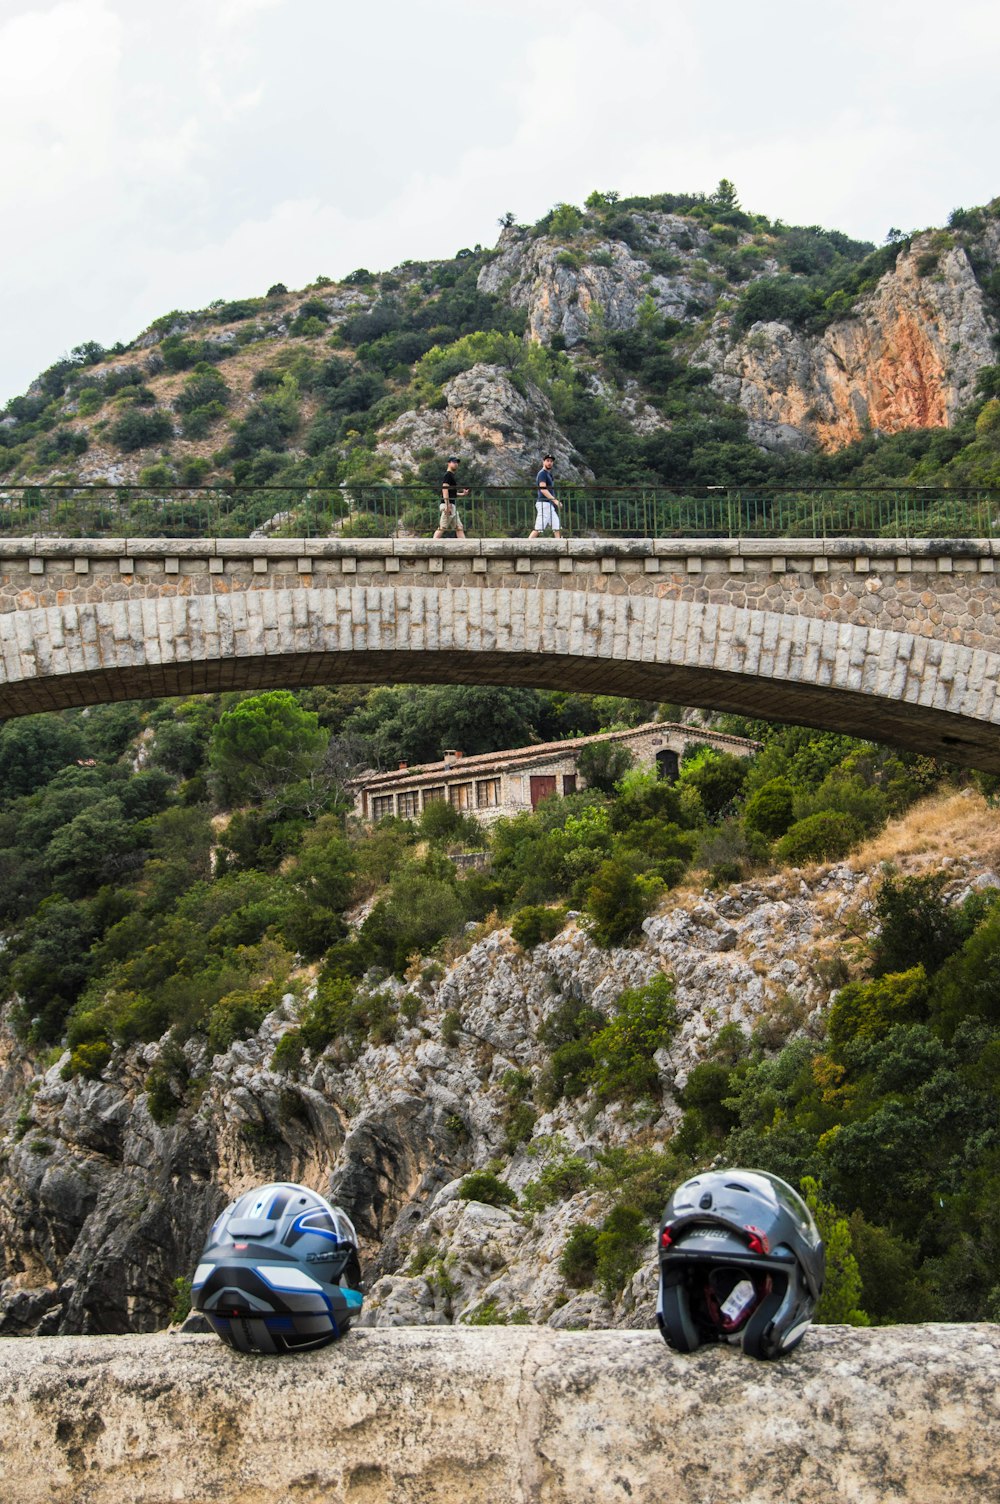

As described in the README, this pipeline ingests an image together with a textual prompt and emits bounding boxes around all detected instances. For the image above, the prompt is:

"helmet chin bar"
[658,1266,794,1358]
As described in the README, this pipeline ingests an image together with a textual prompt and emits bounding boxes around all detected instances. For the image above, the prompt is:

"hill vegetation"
[2,184,999,503]
[1,683,999,1323]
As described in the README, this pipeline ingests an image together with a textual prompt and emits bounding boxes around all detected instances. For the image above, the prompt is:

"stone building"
[350,722,759,825]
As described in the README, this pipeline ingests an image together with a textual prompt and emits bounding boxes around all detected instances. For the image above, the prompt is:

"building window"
[476,778,501,809]
[423,786,446,807]
[562,774,577,796]
[397,790,420,818]
[449,782,474,810]
[371,794,395,821]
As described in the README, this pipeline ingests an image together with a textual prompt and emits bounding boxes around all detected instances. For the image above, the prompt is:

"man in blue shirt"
[530,454,561,537]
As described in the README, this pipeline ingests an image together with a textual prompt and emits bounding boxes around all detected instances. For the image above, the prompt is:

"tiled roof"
[350,721,759,792]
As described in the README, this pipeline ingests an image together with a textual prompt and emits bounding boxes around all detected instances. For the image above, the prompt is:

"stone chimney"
[443,749,463,765]
[398,762,408,771]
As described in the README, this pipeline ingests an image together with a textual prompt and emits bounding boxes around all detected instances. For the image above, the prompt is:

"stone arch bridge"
[1,535,998,772]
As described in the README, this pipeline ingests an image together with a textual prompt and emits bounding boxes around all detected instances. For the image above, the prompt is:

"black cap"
[447,456,459,464]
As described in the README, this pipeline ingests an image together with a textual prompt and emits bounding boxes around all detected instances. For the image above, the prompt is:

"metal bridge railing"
[0,484,997,540]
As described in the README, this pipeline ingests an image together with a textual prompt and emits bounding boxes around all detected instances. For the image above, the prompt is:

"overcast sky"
[2,0,998,405]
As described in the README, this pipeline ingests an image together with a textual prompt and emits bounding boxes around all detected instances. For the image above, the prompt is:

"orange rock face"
[712,237,997,453]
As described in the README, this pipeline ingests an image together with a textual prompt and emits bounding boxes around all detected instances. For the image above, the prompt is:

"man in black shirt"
[434,456,468,539]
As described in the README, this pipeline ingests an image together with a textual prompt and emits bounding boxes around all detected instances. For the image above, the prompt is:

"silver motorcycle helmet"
[192,1182,363,1354]
[657,1169,825,1360]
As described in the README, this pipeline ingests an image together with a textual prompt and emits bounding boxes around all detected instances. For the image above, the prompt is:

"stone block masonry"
[0,1326,997,1503]
[1,537,999,771]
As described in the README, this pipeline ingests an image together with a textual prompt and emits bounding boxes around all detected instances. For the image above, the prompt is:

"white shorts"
[438,503,463,532]
[534,500,560,531]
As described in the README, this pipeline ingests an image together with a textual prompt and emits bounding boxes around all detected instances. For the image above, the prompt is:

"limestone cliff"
[479,218,1000,454]
[697,228,1000,451]
[477,216,730,347]
[1,800,996,1339]
[7,199,1000,493]
[376,363,591,485]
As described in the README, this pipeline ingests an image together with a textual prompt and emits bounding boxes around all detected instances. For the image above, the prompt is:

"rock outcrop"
[477,217,726,348]
[376,362,591,484]
[1,1325,998,1503]
[690,230,998,451]
[478,219,999,454]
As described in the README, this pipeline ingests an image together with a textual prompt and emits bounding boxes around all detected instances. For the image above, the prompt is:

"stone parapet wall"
[0,1325,997,1503]
[2,537,998,652]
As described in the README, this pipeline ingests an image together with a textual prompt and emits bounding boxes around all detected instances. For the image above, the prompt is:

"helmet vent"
[725,1181,751,1192]
[699,1192,713,1209]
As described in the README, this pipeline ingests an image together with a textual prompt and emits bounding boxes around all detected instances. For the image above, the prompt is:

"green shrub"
[458,1171,517,1208]
[696,819,766,885]
[560,1224,600,1287]
[181,401,227,439]
[61,1039,111,1080]
[869,870,967,978]
[498,1068,537,1152]
[207,985,278,1055]
[678,749,748,818]
[540,1039,596,1104]
[677,1059,741,1138]
[171,1276,193,1324]
[523,1154,593,1209]
[511,905,569,949]
[272,1028,305,1074]
[441,1009,462,1046]
[108,407,174,452]
[76,386,103,417]
[588,973,678,1103]
[802,1178,869,1325]
[577,741,634,794]
[175,367,230,414]
[595,1205,648,1297]
[462,1298,508,1325]
[360,863,466,974]
[827,968,930,1057]
[585,858,654,947]
[145,1064,185,1126]
[744,777,795,839]
[774,811,861,865]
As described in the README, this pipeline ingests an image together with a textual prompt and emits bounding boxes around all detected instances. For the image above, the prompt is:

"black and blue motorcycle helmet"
[192,1182,363,1354]
[657,1169,825,1360]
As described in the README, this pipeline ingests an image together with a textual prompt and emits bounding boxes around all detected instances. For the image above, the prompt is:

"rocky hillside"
[3,189,999,497]
[1,787,996,1338]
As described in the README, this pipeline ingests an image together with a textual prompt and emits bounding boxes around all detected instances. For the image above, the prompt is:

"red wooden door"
[529,775,557,809]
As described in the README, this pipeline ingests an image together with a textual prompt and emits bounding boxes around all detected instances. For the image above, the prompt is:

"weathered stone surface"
[478,218,721,348]
[698,232,999,450]
[0,1325,997,1503]
[376,363,591,484]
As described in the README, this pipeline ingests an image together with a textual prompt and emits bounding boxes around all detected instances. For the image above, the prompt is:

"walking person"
[529,454,561,538]
[434,456,468,539]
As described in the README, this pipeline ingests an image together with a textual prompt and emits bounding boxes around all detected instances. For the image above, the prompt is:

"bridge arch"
[2,579,998,773]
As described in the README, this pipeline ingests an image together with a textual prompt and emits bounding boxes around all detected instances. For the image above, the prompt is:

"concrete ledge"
[0,1326,997,1503]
